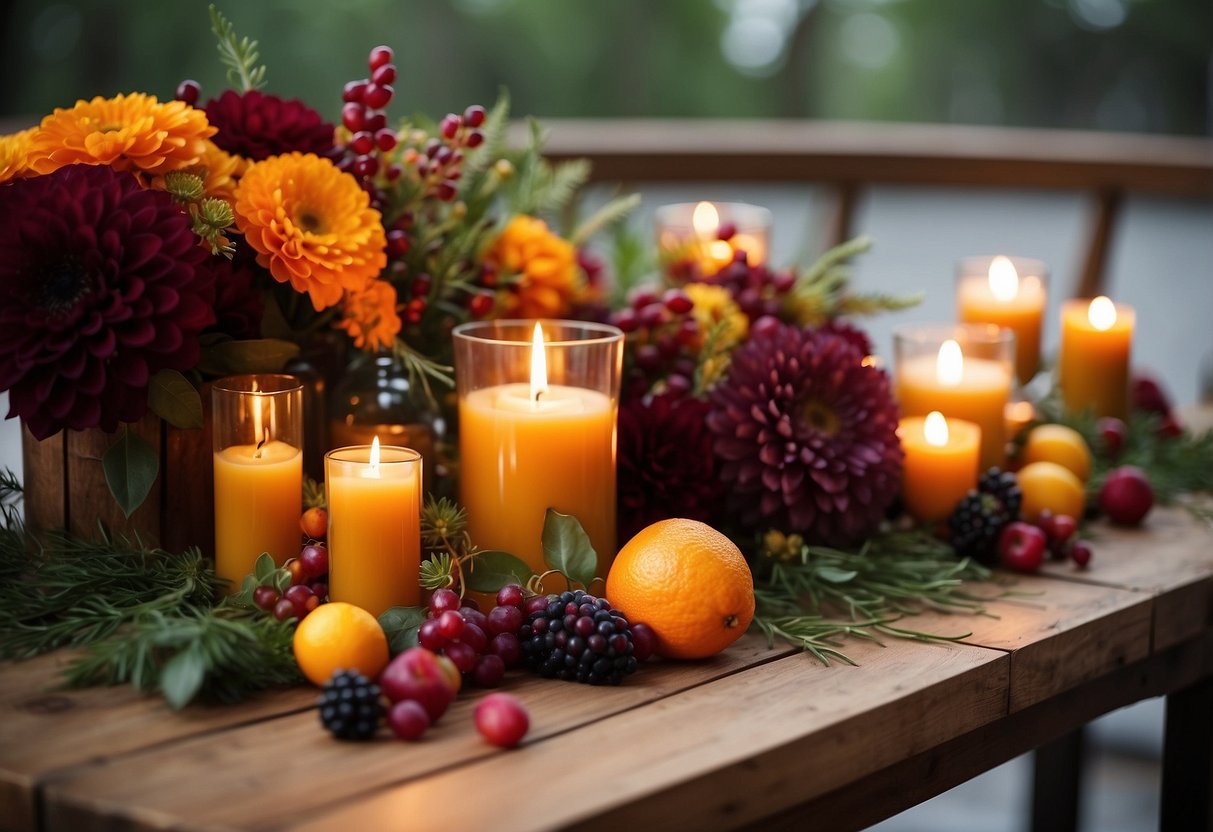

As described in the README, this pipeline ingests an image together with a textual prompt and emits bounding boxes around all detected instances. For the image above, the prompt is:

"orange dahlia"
[489,215,580,319]
[233,152,387,310]
[198,140,244,202]
[26,93,215,178]
[0,128,34,183]
[338,280,401,351]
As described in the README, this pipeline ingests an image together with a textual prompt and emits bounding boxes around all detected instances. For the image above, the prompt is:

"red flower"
[205,90,334,161]
[0,165,215,438]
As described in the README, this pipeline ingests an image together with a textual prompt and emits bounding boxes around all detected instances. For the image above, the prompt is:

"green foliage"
[148,369,204,430]
[463,550,534,594]
[102,429,159,519]
[197,338,301,376]
[378,606,428,655]
[783,236,922,327]
[209,4,267,91]
[540,509,597,589]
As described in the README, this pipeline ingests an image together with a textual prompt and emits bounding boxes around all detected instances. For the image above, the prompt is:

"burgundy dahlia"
[818,318,873,359]
[205,90,335,160]
[618,391,725,544]
[204,240,265,340]
[706,323,903,546]
[0,165,216,438]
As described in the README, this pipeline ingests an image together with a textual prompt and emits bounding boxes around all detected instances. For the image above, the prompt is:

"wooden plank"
[19,424,66,534]
[1073,189,1122,300]
[285,639,1007,832]
[41,633,795,832]
[0,653,315,832]
[65,414,162,544]
[906,574,1151,711]
[1039,507,1213,651]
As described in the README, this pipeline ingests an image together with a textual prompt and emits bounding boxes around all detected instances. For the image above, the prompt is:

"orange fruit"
[292,602,390,686]
[1022,424,1092,482]
[1017,461,1086,521]
[606,519,754,660]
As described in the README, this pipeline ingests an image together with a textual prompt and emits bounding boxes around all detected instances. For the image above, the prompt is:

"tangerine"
[292,601,390,686]
[605,518,754,660]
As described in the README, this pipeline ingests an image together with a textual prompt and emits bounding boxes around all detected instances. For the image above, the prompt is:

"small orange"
[606,519,754,660]
[292,602,390,686]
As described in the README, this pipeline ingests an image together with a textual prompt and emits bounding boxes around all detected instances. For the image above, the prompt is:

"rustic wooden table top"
[3,426,1212,831]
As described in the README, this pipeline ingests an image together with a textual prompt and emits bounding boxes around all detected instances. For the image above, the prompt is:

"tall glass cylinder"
[212,374,303,593]
[453,319,623,579]
[326,443,421,616]
[955,255,1049,387]
[894,324,1015,472]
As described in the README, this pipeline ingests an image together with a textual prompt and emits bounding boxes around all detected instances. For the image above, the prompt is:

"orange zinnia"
[338,280,402,352]
[489,215,580,319]
[233,152,387,310]
[26,93,215,177]
[0,128,34,183]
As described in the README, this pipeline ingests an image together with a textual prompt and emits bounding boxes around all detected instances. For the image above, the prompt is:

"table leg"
[1031,727,1085,832]
[1161,676,1213,831]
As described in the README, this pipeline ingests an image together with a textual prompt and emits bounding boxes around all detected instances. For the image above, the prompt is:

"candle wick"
[254,436,267,459]
[534,390,544,403]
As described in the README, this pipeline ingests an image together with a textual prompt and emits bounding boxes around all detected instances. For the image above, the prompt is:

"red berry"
[385,163,403,181]
[472,654,506,687]
[443,641,478,674]
[299,543,329,579]
[363,84,393,110]
[430,588,460,614]
[465,130,485,148]
[662,288,693,314]
[309,582,328,600]
[475,693,529,748]
[496,584,525,609]
[1049,514,1078,544]
[463,104,487,127]
[630,622,657,662]
[253,585,280,611]
[371,63,397,85]
[629,289,658,311]
[1096,416,1128,458]
[286,559,305,585]
[341,102,366,132]
[1070,540,1093,568]
[368,45,394,70]
[273,598,297,621]
[387,699,429,741]
[375,128,398,152]
[489,632,522,667]
[418,619,446,651]
[387,229,410,258]
[611,308,639,333]
[435,181,457,201]
[175,79,201,106]
[716,221,738,241]
[638,302,668,328]
[468,293,493,319]
[285,584,313,605]
[486,604,524,636]
[437,609,465,640]
[1099,466,1154,526]
[525,595,553,616]
[352,155,379,178]
[998,521,1047,573]
[1157,413,1184,440]
[365,112,387,132]
[342,80,368,103]
[440,114,460,140]
[350,131,374,156]
[750,315,781,338]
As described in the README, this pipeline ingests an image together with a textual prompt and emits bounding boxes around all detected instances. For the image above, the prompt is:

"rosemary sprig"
[752,529,997,665]
[209,4,267,92]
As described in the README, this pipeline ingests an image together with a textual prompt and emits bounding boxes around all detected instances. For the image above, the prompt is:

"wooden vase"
[21,410,215,556]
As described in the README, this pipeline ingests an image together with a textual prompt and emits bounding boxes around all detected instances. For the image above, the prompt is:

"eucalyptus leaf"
[815,566,859,584]
[378,606,428,655]
[160,643,207,710]
[254,553,275,582]
[464,550,535,593]
[541,509,597,588]
[147,369,204,429]
[102,431,159,518]
[198,338,299,376]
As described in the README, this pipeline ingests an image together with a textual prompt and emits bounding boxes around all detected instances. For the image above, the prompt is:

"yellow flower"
[685,282,748,347]
[233,152,387,311]
[198,140,244,202]
[338,280,402,352]
[0,128,35,183]
[489,215,580,319]
[26,93,215,177]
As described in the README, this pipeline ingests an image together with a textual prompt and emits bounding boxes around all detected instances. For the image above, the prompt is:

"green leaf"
[541,509,597,588]
[159,643,207,710]
[378,606,428,655]
[102,431,159,518]
[197,339,300,376]
[815,566,859,584]
[147,369,204,429]
[254,553,275,583]
[465,551,535,593]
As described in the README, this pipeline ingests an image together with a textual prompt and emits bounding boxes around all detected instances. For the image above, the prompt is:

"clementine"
[606,519,754,660]
[292,602,390,686]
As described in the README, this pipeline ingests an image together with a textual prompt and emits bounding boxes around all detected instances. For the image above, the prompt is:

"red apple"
[998,521,1047,573]
[1099,466,1154,526]
[1132,374,1172,415]
[378,647,456,722]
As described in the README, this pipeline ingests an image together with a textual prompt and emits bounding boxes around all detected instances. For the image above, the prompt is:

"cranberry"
[998,521,1047,573]
[1070,540,1093,569]
[1099,466,1154,526]
[175,79,201,106]
[1097,417,1128,459]
[368,45,394,70]
[371,63,397,86]
[363,84,393,110]
[463,104,487,127]
[342,80,368,104]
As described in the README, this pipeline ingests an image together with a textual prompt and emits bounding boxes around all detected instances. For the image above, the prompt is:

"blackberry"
[519,590,639,686]
[948,467,1023,564]
[318,669,384,740]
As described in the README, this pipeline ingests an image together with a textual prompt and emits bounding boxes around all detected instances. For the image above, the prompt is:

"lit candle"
[895,326,1014,471]
[1059,296,1135,419]
[213,375,303,593]
[956,255,1048,386]
[899,411,981,522]
[655,201,772,276]
[326,437,422,615]
[455,320,622,579]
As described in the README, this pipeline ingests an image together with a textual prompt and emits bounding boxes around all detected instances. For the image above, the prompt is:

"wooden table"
[2,510,1211,832]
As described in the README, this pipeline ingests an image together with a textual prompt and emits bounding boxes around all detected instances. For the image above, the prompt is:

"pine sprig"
[783,235,922,327]
[752,529,997,665]
[209,4,267,92]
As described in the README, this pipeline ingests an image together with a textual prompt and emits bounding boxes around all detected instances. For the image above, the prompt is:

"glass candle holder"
[212,374,303,593]
[894,324,1015,471]
[325,442,422,616]
[956,255,1049,387]
[655,201,772,277]
[453,319,623,578]
[1059,296,1135,420]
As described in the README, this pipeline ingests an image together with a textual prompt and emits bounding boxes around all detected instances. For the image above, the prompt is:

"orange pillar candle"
[895,325,1014,472]
[212,375,303,593]
[454,320,623,579]
[1059,296,1135,420]
[655,201,772,275]
[326,439,421,616]
[899,411,981,522]
[956,255,1048,386]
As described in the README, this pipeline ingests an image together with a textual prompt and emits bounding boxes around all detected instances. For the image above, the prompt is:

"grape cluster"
[705,253,797,323]
[608,287,700,400]
[335,45,401,203]
[948,468,1023,564]
[520,589,640,685]
[251,510,330,622]
[417,586,526,688]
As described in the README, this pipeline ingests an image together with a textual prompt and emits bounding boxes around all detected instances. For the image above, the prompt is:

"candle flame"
[708,240,734,261]
[988,256,1019,302]
[251,380,265,458]
[369,435,381,478]
[936,339,964,386]
[692,201,719,237]
[530,322,548,403]
[1088,296,1117,331]
[924,411,949,447]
